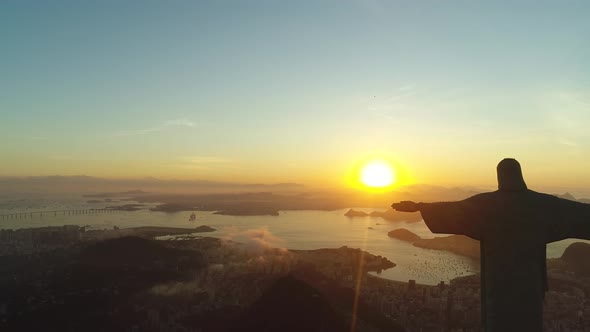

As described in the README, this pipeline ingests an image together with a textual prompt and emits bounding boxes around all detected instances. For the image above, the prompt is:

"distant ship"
[189,212,196,221]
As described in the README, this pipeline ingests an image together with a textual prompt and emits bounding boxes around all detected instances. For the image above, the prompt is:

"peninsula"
[387,228,480,259]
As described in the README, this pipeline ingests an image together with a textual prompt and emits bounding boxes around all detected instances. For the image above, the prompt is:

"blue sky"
[1,1,589,188]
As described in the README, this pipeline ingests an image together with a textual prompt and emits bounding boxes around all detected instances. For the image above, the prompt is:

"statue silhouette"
[392,158,590,331]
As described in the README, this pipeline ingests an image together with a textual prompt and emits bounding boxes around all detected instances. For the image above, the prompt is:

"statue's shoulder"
[467,192,495,201]
[526,190,560,201]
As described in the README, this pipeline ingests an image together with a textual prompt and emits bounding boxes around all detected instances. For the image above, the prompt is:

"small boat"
[189,212,196,221]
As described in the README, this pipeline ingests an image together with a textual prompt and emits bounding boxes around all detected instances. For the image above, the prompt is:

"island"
[150,203,194,213]
[388,228,421,242]
[344,209,369,217]
[213,208,280,216]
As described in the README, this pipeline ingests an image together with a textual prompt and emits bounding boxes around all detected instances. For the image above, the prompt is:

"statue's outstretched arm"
[551,198,590,241]
[392,196,483,240]
[391,201,420,212]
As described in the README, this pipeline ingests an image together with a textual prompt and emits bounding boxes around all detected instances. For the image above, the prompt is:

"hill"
[560,242,590,277]
[344,209,369,217]
[230,275,349,332]
[388,228,421,242]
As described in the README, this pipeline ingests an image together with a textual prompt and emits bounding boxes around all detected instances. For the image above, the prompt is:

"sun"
[360,160,396,188]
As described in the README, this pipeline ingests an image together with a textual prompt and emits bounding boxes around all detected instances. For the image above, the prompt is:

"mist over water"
[0,193,585,285]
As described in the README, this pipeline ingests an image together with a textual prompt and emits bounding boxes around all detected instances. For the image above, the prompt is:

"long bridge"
[0,208,120,220]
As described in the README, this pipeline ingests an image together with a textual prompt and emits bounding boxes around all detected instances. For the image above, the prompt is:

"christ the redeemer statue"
[392,158,590,332]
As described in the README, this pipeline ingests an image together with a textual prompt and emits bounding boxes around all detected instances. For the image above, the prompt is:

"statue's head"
[497,158,527,191]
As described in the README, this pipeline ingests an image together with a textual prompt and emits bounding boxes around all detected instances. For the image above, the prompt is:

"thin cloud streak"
[110,119,197,137]
[163,119,195,127]
[169,156,237,171]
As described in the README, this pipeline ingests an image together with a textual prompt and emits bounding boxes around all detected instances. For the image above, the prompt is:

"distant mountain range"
[3,176,590,212]
[0,175,305,194]
[554,192,590,204]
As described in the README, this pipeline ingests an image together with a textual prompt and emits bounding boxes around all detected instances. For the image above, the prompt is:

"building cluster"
[0,225,83,255]
[0,225,155,256]
[544,290,590,332]
[356,273,590,332]
[360,275,452,331]
[1,231,589,331]
[107,242,395,331]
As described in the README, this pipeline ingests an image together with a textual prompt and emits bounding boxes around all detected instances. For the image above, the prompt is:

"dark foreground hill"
[0,237,205,332]
[229,275,349,332]
[229,272,404,332]
[0,236,401,332]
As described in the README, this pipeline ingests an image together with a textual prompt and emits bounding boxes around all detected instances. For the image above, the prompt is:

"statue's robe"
[419,190,590,332]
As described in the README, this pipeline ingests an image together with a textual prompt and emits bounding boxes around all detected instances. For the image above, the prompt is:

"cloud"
[397,84,415,92]
[189,156,232,164]
[149,229,287,298]
[540,89,590,149]
[558,138,579,147]
[366,84,418,117]
[221,226,286,253]
[47,155,75,160]
[170,156,236,171]
[163,119,195,127]
[110,118,197,137]
[111,127,161,137]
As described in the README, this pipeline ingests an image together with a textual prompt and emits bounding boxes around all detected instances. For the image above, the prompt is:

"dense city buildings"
[1,227,589,331]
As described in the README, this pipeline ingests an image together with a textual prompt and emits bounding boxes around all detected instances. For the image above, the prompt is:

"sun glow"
[360,160,396,188]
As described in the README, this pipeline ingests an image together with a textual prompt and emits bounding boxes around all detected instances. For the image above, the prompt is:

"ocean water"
[0,193,586,285]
